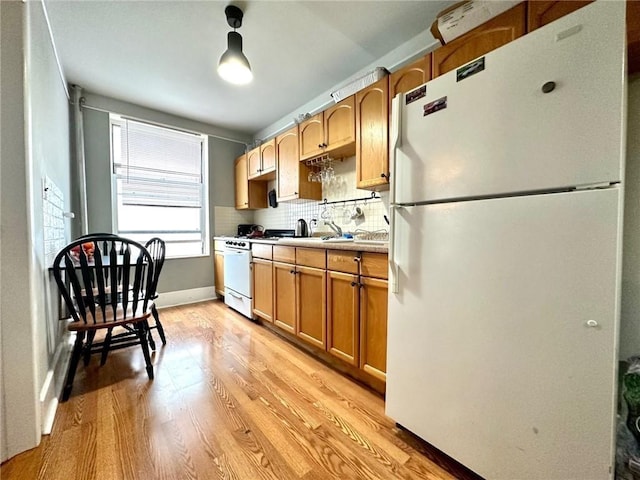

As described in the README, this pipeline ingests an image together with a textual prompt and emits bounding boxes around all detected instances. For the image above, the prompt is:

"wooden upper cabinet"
[527,1,592,31]
[432,3,526,78]
[247,147,262,179]
[355,76,389,191]
[323,96,356,158]
[299,96,356,161]
[276,126,321,202]
[248,139,276,181]
[235,154,267,210]
[260,138,276,175]
[389,54,432,112]
[299,113,324,160]
[234,154,248,209]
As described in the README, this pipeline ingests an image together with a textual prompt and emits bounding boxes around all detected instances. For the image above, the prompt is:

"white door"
[393,1,625,205]
[386,188,622,480]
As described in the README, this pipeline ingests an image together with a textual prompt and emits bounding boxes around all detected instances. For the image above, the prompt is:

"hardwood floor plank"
[1,300,483,480]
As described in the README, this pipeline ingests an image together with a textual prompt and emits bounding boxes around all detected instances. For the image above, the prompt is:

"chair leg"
[83,330,96,366]
[147,323,156,351]
[100,328,113,366]
[152,305,166,345]
[136,322,154,380]
[62,331,85,402]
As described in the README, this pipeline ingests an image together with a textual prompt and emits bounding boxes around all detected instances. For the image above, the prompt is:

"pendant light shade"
[218,5,253,85]
[218,31,253,85]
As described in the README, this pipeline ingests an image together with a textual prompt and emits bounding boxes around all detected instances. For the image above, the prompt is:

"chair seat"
[67,302,154,332]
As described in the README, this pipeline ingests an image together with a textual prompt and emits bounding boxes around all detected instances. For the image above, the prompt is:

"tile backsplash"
[252,156,390,236]
[213,206,255,236]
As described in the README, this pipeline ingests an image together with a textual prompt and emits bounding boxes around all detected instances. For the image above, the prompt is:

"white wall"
[0,0,73,461]
[25,0,74,439]
[620,75,640,360]
[0,0,40,461]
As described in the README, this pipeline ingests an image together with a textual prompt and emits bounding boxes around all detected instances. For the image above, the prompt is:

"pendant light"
[217,5,253,85]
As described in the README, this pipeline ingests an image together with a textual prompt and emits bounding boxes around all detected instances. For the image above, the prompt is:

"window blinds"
[113,119,204,208]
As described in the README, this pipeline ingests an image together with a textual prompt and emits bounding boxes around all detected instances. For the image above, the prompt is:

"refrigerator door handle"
[389,204,399,294]
[389,94,401,207]
[388,94,402,294]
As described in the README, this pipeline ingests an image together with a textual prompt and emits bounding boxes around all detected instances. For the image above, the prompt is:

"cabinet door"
[247,147,262,179]
[432,3,526,78]
[276,127,300,200]
[260,138,276,175]
[234,154,249,209]
[214,250,225,297]
[296,266,326,349]
[355,77,389,190]
[389,54,432,112]
[327,271,359,366]
[359,277,388,382]
[299,113,324,160]
[324,96,355,158]
[253,258,273,322]
[527,1,591,31]
[273,262,296,333]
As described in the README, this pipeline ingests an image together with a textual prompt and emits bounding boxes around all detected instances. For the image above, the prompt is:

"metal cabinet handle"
[353,257,361,262]
[350,281,357,287]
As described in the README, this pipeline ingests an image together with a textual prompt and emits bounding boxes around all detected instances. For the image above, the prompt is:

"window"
[110,115,209,258]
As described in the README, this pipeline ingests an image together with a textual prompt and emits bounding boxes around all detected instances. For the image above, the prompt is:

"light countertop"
[214,236,388,254]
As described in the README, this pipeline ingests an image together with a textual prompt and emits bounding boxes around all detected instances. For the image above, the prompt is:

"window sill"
[165,252,210,261]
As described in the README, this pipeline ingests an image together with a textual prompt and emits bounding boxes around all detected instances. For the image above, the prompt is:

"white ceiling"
[44,0,456,136]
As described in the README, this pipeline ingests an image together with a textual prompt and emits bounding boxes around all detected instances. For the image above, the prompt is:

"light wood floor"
[1,300,481,480]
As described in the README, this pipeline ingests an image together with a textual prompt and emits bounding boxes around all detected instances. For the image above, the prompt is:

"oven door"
[223,248,252,298]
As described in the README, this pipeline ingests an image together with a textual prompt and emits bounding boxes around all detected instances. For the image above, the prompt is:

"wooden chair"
[144,237,167,348]
[52,235,155,401]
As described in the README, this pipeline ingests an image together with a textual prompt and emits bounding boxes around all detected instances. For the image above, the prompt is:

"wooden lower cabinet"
[252,258,273,322]
[273,262,296,333]
[266,246,388,388]
[296,266,326,349]
[214,250,225,297]
[327,271,359,366]
[359,276,388,382]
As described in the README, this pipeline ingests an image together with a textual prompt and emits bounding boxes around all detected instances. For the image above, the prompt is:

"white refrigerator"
[386,2,627,479]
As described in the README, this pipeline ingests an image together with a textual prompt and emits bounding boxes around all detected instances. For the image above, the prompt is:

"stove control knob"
[240,242,246,247]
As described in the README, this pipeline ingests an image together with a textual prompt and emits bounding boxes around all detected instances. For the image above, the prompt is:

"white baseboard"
[155,286,216,309]
[39,331,73,435]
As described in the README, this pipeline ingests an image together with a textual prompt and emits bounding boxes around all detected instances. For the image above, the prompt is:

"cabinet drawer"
[296,248,326,269]
[360,253,388,280]
[214,240,227,252]
[273,246,295,263]
[252,243,273,260]
[327,250,359,274]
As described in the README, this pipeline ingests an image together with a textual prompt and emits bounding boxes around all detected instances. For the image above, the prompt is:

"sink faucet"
[324,220,342,238]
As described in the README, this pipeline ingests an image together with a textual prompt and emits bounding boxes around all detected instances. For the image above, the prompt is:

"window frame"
[109,114,210,259]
